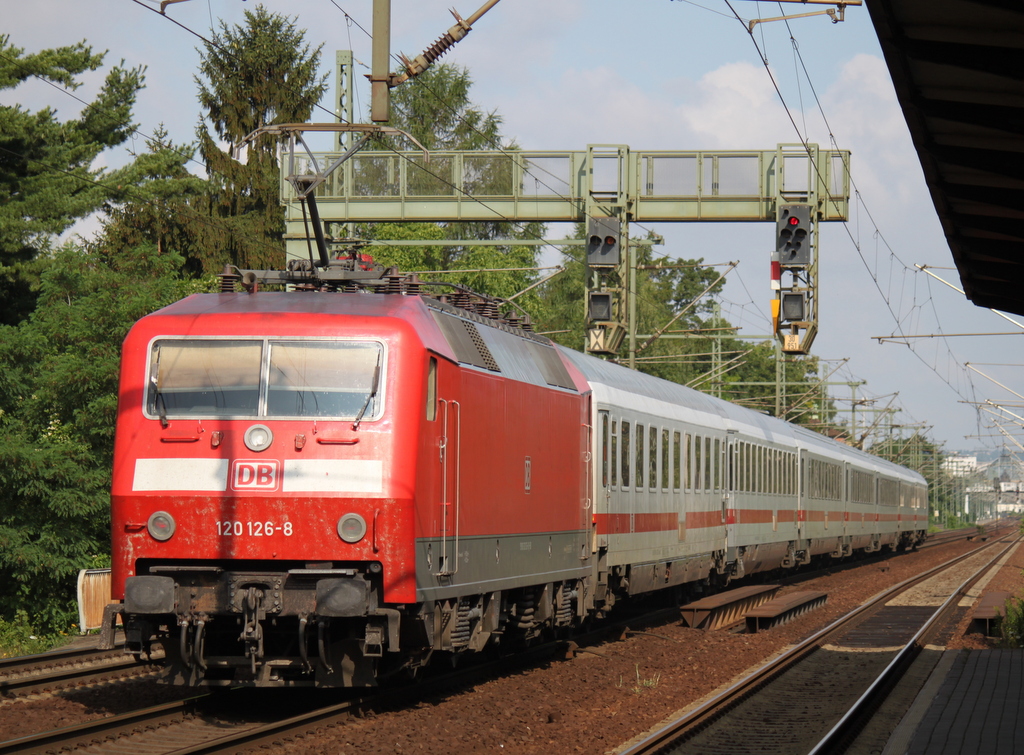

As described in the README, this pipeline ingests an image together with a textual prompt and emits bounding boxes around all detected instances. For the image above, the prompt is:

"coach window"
[600,412,609,487]
[673,431,681,492]
[712,438,720,491]
[649,426,658,490]
[704,437,712,493]
[694,436,703,492]
[662,429,671,491]
[684,434,693,490]
[621,422,631,488]
[635,424,646,490]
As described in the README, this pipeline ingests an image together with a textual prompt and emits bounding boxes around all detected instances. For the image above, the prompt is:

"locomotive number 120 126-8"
[216,521,294,537]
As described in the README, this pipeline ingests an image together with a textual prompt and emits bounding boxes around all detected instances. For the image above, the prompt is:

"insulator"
[218,265,240,293]
[404,274,422,296]
[419,32,458,68]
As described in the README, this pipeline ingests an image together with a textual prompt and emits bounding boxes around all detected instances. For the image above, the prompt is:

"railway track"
[0,641,164,699]
[0,598,692,755]
[0,527,1008,754]
[0,640,571,754]
[617,533,1019,755]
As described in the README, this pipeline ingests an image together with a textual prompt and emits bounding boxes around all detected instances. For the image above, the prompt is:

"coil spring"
[556,584,573,627]
[515,593,537,629]
[451,597,473,648]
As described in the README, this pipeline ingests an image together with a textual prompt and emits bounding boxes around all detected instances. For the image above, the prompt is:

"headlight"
[244,424,273,452]
[147,511,176,541]
[337,513,367,543]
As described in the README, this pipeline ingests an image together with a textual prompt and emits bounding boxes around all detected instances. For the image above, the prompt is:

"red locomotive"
[102,263,926,687]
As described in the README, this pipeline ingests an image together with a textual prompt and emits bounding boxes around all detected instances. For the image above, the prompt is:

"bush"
[1000,596,1024,648]
[0,611,66,658]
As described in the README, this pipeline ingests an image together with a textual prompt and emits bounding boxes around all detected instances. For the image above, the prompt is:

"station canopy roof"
[865,0,1024,315]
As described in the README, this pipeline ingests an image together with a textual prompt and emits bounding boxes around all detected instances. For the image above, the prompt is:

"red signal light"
[605,236,617,246]
[788,216,800,226]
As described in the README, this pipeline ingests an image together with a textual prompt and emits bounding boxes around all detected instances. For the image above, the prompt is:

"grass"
[616,664,662,695]
[0,611,70,658]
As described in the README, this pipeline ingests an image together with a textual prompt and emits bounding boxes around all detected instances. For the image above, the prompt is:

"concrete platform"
[884,649,1024,755]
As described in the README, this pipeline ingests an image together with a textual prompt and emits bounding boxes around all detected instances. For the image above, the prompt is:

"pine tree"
[192,7,329,271]
[97,127,210,275]
[0,35,145,325]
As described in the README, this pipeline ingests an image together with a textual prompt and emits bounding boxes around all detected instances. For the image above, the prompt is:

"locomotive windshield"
[146,338,384,420]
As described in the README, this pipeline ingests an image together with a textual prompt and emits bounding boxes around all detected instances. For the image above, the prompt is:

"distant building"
[943,456,978,477]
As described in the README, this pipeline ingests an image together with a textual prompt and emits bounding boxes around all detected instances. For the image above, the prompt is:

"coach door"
[797,448,808,539]
[724,434,737,550]
[437,398,461,576]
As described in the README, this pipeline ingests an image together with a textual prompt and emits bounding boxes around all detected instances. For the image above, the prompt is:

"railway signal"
[776,204,811,266]
[773,202,816,354]
[586,216,620,267]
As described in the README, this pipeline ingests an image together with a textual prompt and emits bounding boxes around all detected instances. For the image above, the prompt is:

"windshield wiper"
[352,352,382,431]
[152,346,169,428]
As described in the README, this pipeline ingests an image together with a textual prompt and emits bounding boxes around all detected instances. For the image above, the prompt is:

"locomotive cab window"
[146,338,385,420]
[147,340,261,417]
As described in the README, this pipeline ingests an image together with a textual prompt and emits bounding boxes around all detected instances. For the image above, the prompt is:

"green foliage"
[1000,596,1024,648]
[0,611,64,658]
[193,7,329,271]
[0,242,187,631]
[97,127,210,274]
[0,34,145,325]
[359,63,541,305]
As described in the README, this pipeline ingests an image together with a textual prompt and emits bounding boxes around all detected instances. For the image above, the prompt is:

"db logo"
[231,460,280,491]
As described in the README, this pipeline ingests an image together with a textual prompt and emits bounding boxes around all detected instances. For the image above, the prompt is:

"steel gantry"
[279,139,849,360]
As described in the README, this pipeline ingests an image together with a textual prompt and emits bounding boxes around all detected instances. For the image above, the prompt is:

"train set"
[100,260,927,687]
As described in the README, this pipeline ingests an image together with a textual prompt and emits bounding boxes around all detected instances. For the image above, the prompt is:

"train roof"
[558,346,926,484]
[128,291,590,394]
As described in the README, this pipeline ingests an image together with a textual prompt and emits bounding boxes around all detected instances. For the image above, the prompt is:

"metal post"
[627,227,637,369]
[370,0,391,123]
[335,51,355,151]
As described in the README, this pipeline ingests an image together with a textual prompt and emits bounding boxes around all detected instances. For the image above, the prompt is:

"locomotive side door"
[437,397,461,576]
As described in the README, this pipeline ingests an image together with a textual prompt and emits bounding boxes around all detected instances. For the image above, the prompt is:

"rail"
[618,533,1019,755]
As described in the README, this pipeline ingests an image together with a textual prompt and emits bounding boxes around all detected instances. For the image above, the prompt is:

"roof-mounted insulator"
[218,265,240,293]
[482,299,500,319]
[384,268,403,294]
[404,274,423,296]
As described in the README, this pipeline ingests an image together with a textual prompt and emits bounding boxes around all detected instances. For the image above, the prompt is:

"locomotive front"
[106,292,427,686]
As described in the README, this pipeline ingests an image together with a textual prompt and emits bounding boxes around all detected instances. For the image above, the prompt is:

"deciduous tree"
[0,243,190,630]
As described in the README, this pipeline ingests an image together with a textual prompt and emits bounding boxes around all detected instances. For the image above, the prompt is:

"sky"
[4,0,1022,455]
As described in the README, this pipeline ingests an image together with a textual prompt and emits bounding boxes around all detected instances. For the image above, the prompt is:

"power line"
[718,0,993,446]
